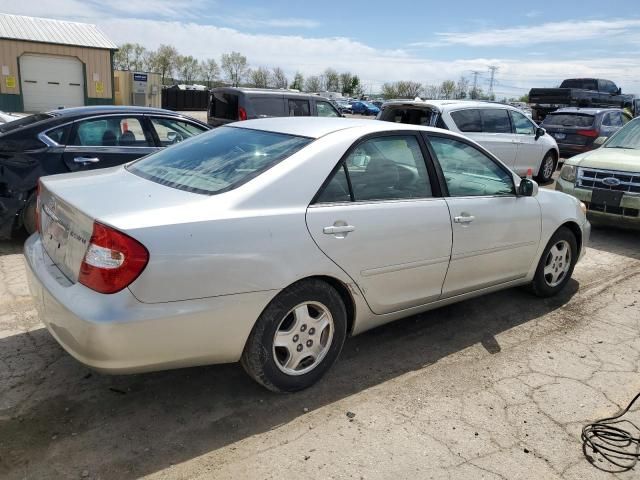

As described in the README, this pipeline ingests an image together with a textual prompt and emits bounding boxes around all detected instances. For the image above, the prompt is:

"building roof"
[0,13,117,50]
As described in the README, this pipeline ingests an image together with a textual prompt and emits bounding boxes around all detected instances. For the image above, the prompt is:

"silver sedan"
[25,118,590,392]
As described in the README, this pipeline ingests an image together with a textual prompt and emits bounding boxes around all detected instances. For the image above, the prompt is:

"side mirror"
[594,136,608,147]
[518,178,539,197]
[535,127,545,140]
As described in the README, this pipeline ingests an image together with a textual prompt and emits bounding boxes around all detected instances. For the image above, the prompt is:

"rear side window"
[252,97,285,117]
[602,112,623,127]
[560,79,597,90]
[211,92,238,120]
[70,117,151,147]
[128,127,312,195]
[315,135,432,203]
[45,124,72,145]
[542,114,594,128]
[480,109,511,133]
[288,99,310,116]
[450,109,481,132]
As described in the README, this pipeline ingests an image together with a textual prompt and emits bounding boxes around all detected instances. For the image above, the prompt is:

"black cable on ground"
[582,391,640,472]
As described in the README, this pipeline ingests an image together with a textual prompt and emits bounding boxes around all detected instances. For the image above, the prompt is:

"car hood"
[566,147,640,172]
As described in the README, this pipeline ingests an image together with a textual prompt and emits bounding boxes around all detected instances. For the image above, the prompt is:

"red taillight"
[238,107,247,121]
[78,222,149,294]
[577,129,599,138]
[35,181,41,233]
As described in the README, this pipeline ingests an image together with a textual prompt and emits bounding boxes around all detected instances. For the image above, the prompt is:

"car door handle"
[323,225,355,234]
[74,156,100,164]
[454,215,475,224]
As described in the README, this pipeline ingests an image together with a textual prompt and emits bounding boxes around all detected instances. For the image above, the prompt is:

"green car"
[556,117,640,230]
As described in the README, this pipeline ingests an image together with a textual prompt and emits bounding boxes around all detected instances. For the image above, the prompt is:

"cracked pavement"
[0,226,639,480]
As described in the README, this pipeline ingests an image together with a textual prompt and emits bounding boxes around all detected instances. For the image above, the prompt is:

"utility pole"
[471,70,480,98]
[488,65,498,97]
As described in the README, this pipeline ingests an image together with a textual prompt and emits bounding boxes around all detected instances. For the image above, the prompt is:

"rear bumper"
[24,234,278,374]
[555,178,640,230]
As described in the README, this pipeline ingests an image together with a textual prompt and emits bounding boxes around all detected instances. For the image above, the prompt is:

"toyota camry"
[25,117,590,392]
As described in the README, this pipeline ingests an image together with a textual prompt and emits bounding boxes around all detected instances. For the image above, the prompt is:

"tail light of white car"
[79,222,149,294]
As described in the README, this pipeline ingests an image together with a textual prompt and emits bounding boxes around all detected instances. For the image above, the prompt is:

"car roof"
[211,87,324,99]
[380,99,518,112]
[46,105,188,118]
[230,117,452,139]
[549,107,622,115]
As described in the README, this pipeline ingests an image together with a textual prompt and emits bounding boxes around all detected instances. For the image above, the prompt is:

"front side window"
[450,109,481,132]
[71,117,151,147]
[150,117,207,147]
[315,135,432,203]
[510,110,536,135]
[128,126,311,195]
[481,109,512,133]
[316,101,340,117]
[288,99,310,116]
[428,136,514,197]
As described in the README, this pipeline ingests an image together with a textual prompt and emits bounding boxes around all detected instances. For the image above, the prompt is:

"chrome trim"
[64,146,159,154]
[38,131,60,147]
[577,167,640,196]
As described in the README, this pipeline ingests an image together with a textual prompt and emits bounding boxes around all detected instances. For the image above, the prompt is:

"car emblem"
[601,177,621,187]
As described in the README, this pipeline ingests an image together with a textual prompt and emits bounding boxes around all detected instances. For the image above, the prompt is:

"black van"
[208,88,342,126]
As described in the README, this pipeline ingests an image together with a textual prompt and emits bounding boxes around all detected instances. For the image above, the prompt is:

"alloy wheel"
[272,301,334,376]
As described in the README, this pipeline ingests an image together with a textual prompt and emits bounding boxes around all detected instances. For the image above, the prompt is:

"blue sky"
[6,0,640,97]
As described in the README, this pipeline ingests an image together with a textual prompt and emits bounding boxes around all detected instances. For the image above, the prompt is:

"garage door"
[20,55,84,112]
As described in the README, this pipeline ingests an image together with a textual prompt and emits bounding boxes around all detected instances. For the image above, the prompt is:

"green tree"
[271,67,288,89]
[221,51,248,87]
[305,75,322,92]
[200,59,220,88]
[440,80,456,99]
[248,67,271,88]
[290,72,304,90]
[152,44,179,85]
[518,93,530,103]
[176,55,200,84]
[324,68,340,92]
[382,81,422,99]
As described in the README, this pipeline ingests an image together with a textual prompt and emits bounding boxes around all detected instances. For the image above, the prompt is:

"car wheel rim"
[272,301,334,376]
[543,156,554,179]
[543,240,571,287]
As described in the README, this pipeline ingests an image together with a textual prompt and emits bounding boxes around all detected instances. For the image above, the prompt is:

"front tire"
[529,227,578,298]
[536,151,556,183]
[241,279,347,392]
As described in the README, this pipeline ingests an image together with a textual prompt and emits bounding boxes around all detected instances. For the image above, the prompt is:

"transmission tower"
[471,71,480,98]
[488,66,499,96]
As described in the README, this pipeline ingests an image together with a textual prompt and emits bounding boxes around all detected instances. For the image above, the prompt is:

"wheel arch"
[559,220,583,257]
[305,275,356,336]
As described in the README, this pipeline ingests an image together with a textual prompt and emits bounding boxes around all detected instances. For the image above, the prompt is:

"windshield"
[604,118,640,150]
[128,126,312,195]
[0,113,52,134]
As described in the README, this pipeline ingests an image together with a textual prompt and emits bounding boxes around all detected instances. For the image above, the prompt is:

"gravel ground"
[1,182,639,479]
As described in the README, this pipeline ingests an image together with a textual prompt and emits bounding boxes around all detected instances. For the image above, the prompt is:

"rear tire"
[21,193,37,235]
[529,227,578,298]
[241,279,347,392]
[536,151,556,183]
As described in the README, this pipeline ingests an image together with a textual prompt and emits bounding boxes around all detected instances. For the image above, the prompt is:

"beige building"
[114,70,162,108]
[0,13,117,112]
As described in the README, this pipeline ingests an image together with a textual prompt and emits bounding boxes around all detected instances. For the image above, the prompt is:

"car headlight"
[560,165,577,182]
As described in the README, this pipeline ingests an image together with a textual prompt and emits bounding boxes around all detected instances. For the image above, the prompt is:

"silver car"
[25,118,590,392]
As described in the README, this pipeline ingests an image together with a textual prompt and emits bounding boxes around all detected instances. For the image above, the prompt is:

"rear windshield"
[560,79,597,90]
[0,113,52,133]
[128,126,312,195]
[210,92,238,120]
[380,107,436,126]
[542,113,594,127]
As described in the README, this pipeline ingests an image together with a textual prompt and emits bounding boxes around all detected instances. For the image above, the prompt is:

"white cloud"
[436,19,640,47]
[4,1,640,96]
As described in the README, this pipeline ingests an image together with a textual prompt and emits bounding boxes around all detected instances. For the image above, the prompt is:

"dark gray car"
[207,88,342,126]
[541,107,632,158]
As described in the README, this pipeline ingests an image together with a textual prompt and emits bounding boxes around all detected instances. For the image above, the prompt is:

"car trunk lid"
[38,166,214,284]
[542,113,596,145]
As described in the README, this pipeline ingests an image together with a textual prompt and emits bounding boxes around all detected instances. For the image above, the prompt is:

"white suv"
[378,100,559,183]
